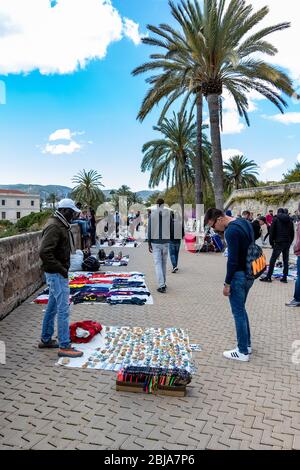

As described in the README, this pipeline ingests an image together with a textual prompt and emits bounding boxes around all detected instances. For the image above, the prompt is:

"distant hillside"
[0,184,158,202]
[0,184,72,199]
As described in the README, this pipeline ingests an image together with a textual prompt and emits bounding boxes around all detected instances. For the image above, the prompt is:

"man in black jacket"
[39,199,83,358]
[252,216,267,241]
[148,199,174,293]
[260,208,294,283]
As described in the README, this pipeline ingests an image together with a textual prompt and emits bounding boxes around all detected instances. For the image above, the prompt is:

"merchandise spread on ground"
[56,325,196,373]
[33,272,153,305]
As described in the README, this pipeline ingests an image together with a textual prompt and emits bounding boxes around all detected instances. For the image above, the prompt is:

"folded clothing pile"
[34,272,151,305]
[70,321,103,343]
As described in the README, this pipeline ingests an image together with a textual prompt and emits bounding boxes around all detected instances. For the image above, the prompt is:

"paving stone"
[1,244,300,450]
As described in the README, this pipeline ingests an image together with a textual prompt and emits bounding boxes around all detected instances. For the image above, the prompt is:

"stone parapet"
[225,183,300,215]
[0,225,81,320]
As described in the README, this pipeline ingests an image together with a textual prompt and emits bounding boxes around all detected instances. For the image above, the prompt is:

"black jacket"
[269,214,294,246]
[252,220,262,241]
[148,207,175,244]
[39,217,71,278]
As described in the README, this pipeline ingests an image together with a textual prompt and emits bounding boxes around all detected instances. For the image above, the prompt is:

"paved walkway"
[1,243,300,450]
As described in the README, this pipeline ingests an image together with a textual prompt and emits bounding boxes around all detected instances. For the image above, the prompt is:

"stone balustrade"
[0,225,81,320]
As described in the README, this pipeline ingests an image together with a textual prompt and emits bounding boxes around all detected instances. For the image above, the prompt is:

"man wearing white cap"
[39,199,83,358]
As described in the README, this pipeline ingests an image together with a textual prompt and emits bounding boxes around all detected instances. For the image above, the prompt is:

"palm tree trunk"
[178,172,185,217]
[207,93,224,210]
[195,93,203,208]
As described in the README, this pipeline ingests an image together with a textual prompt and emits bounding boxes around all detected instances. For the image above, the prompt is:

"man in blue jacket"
[204,208,254,362]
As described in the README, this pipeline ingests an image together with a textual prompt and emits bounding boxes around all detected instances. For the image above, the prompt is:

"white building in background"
[0,189,40,223]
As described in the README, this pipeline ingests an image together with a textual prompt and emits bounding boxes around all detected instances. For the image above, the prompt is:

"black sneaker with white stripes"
[223,348,249,362]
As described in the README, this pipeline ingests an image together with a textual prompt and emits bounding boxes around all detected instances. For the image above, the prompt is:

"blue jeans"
[41,273,71,348]
[74,220,89,237]
[169,240,181,268]
[229,271,254,355]
[294,256,300,302]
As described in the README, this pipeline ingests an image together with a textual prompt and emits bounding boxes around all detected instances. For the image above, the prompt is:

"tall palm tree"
[71,169,104,209]
[224,155,259,191]
[133,0,295,209]
[132,5,206,207]
[142,111,211,212]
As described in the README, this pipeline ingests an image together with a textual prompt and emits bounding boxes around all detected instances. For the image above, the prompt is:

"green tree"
[282,163,300,183]
[133,0,295,209]
[71,169,105,210]
[111,185,143,210]
[142,112,199,212]
[224,155,259,191]
[47,193,58,210]
[146,191,162,206]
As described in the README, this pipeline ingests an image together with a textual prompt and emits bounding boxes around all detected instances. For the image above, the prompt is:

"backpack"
[232,220,267,280]
[82,256,100,272]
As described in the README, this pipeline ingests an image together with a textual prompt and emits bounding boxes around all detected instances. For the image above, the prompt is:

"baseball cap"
[57,198,80,213]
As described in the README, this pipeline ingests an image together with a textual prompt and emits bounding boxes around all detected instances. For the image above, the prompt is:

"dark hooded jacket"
[269,213,294,246]
[39,216,72,277]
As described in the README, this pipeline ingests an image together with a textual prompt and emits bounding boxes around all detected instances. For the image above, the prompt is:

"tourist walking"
[148,198,174,293]
[204,208,254,362]
[260,208,294,283]
[169,209,184,273]
[264,209,274,244]
[39,199,84,358]
[286,203,300,307]
[252,216,267,241]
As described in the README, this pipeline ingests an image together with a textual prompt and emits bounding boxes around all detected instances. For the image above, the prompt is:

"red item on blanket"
[34,298,49,304]
[70,321,103,343]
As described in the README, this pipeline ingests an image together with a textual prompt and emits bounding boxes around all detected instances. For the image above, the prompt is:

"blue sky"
[0,0,300,192]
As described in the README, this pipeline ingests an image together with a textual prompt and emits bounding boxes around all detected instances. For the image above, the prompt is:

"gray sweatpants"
[152,243,169,288]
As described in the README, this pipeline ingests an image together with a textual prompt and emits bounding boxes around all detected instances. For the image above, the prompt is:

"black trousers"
[267,242,290,278]
[263,225,270,242]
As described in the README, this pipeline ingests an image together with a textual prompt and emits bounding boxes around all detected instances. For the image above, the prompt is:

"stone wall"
[0,225,81,320]
[225,182,300,216]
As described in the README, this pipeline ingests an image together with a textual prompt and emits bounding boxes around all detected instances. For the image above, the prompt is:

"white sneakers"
[223,348,250,362]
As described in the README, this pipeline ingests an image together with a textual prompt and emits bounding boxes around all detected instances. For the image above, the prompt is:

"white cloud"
[42,127,86,154]
[297,154,300,164]
[43,140,81,155]
[123,18,143,45]
[0,0,142,75]
[264,112,300,125]
[222,148,244,162]
[221,111,245,134]
[261,158,285,175]
[49,128,72,141]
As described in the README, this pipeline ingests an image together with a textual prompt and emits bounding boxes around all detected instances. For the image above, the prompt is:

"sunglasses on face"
[211,218,220,229]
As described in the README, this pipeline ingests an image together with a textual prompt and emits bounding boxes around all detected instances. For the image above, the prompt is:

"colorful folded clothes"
[34,272,152,305]
[107,296,147,305]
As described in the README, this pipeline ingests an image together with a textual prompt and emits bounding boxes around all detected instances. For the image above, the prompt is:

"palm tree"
[111,185,143,210]
[47,193,58,210]
[224,155,259,191]
[133,0,295,209]
[132,4,206,207]
[142,111,211,212]
[71,169,104,209]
